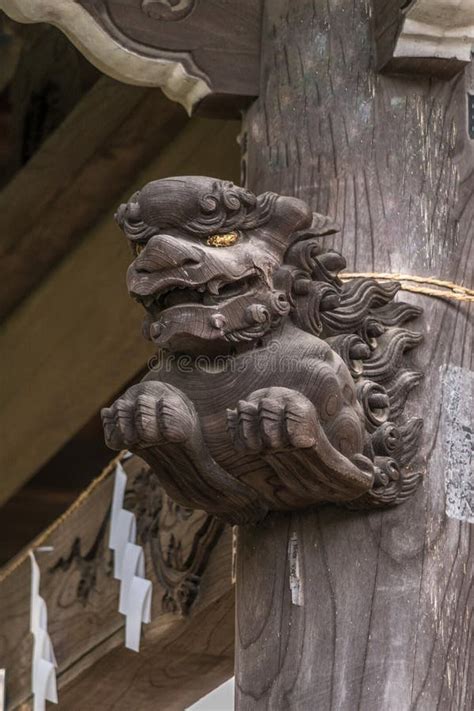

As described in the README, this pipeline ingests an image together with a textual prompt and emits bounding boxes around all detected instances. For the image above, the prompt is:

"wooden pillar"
[4,1,471,708]
[237,2,473,709]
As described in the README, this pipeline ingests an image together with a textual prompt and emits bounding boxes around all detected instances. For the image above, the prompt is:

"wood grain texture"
[375,0,474,78]
[0,76,188,320]
[0,0,263,114]
[0,455,234,710]
[237,1,473,709]
[79,0,263,113]
[0,118,240,506]
[103,174,425,523]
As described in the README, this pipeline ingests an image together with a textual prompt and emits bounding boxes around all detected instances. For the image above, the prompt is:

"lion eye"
[134,243,145,256]
[206,231,239,247]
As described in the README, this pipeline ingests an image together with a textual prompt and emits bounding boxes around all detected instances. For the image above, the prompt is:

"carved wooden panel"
[0,454,233,709]
[49,460,224,616]
[0,0,262,114]
[102,177,424,524]
[124,464,225,614]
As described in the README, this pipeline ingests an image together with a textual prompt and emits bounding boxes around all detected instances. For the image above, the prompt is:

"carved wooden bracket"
[0,0,262,114]
[102,177,425,524]
[376,0,474,77]
[2,0,471,117]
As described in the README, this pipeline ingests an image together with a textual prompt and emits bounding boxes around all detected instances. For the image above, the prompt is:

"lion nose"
[134,234,202,273]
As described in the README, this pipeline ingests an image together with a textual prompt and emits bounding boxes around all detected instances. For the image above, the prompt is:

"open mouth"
[135,273,262,315]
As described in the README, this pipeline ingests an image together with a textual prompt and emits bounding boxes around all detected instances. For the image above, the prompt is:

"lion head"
[115,176,314,354]
[111,176,424,513]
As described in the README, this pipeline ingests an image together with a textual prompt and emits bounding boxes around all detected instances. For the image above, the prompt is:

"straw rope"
[340,272,474,302]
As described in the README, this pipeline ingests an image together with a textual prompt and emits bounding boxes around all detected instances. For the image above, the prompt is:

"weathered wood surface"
[375,0,474,77]
[102,175,424,524]
[0,117,240,506]
[0,0,263,115]
[0,455,234,710]
[0,76,188,320]
[237,1,473,709]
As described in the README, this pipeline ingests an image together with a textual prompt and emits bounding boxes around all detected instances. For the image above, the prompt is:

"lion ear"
[256,194,312,250]
[286,213,340,247]
[311,212,339,235]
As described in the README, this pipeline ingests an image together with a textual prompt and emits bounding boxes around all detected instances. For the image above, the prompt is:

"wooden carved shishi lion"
[102,177,424,524]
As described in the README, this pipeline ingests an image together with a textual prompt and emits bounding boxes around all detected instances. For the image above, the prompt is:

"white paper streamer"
[109,463,153,652]
[118,544,144,614]
[112,510,137,579]
[109,463,128,552]
[29,550,58,711]
[125,577,152,652]
[0,669,5,711]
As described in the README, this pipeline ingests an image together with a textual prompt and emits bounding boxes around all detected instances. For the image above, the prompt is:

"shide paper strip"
[0,669,5,711]
[118,543,145,614]
[125,577,152,652]
[29,549,58,711]
[109,462,128,552]
[109,461,153,651]
[113,510,137,579]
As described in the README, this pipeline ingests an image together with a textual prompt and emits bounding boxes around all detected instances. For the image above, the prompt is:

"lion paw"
[102,381,198,451]
[227,387,317,452]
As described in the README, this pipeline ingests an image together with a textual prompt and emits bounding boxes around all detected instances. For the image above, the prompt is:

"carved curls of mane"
[185,182,278,236]
[115,181,278,240]
[115,192,157,243]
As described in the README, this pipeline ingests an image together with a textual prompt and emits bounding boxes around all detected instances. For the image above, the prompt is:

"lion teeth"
[207,279,220,295]
[139,275,255,310]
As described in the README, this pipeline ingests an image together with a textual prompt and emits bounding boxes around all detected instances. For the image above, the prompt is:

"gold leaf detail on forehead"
[207,231,239,247]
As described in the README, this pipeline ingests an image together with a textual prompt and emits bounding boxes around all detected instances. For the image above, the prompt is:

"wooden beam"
[0,76,188,321]
[376,0,474,77]
[0,455,234,710]
[2,22,99,185]
[0,14,22,93]
[0,117,240,506]
[0,0,263,115]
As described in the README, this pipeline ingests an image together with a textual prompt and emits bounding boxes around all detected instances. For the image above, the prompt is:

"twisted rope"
[340,272,474,303]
